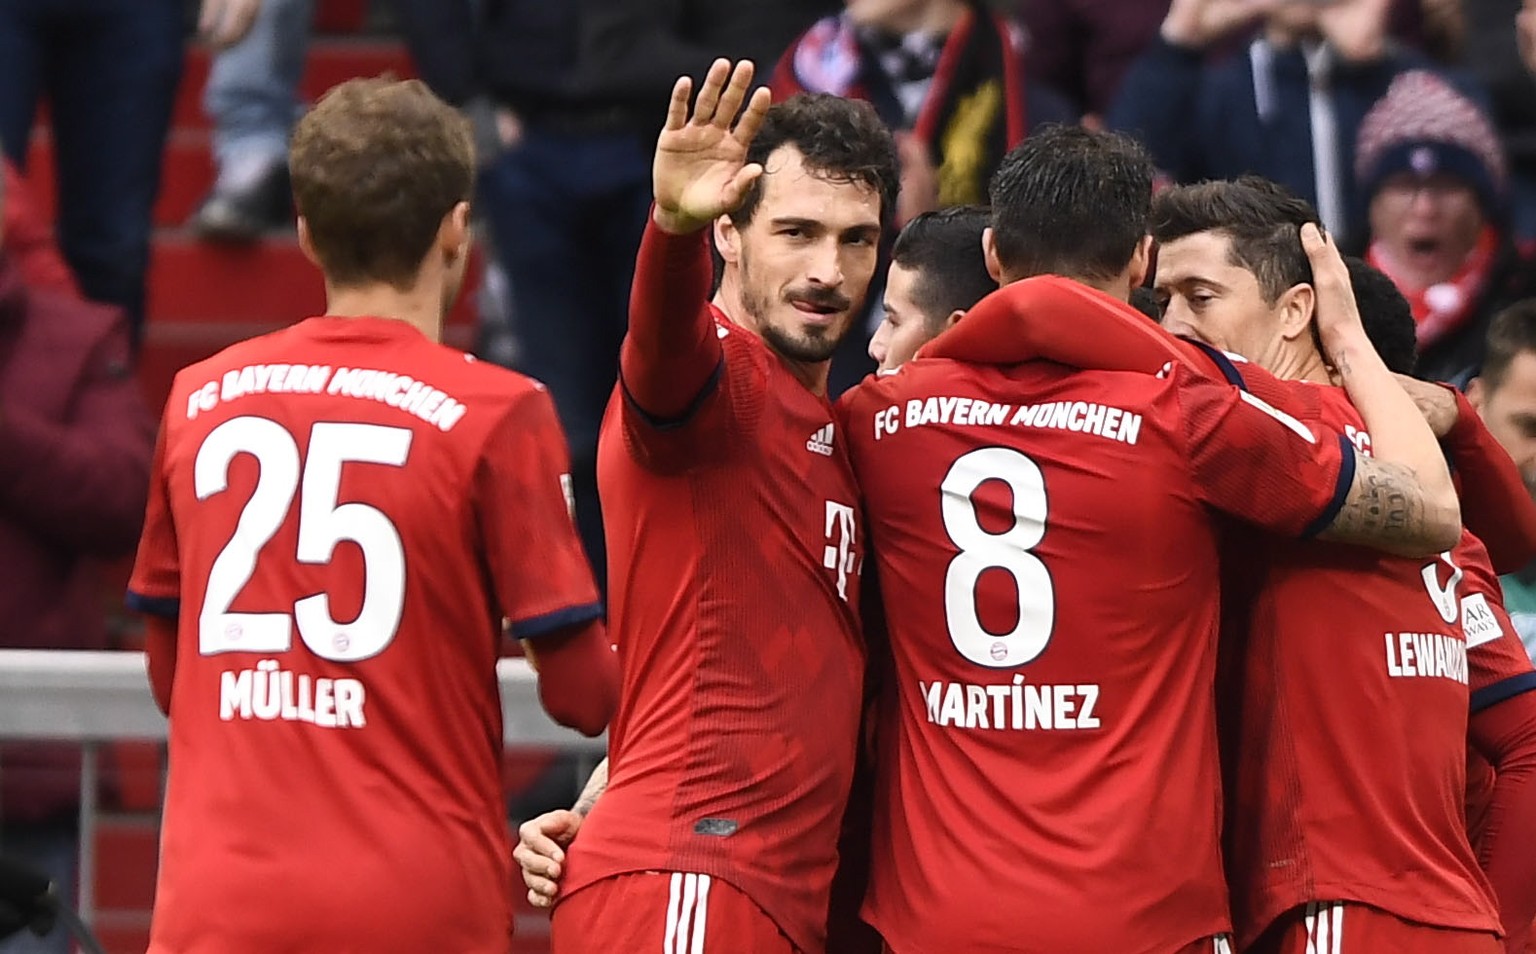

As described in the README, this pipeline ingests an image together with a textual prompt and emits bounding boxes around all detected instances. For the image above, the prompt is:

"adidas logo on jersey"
[806,423,835,456]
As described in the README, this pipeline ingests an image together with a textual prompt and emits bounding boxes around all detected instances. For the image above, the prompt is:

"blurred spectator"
[1,160,76,298]
[1355,70,1536,383]
[0,0,204,344]
[1015,0,1171,121]
[192,0,313,241]
[1468,301,1536,657]
[1110,0,1440,239]
[1470,0,1536,241]
[0,152,154,954]
[392,0,836,585]
[772,0,1076,228]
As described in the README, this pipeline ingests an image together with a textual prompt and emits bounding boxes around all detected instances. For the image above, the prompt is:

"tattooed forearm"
[574,758,609,817]
[1319,459,1458,555]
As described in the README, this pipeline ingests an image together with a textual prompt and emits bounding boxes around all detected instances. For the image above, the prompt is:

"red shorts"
[886,935,1232,954]
[552,872,798,954]
[1248,902,1502,954]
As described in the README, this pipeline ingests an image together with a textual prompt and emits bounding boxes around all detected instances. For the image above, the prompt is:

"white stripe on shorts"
[664,873,713,954]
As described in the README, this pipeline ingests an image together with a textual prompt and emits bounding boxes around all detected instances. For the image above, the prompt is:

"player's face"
[1472,351,1536,498]
[1368,172,1484,289]
[1155,231,1289,369]
[869,262,940,372]
[728,145,883,364]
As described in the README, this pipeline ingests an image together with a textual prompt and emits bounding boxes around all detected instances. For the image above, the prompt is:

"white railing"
[0,650,605,929]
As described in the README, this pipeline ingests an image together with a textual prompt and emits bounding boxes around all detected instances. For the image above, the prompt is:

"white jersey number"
[941,447,1054,667]
[195,417,413,661]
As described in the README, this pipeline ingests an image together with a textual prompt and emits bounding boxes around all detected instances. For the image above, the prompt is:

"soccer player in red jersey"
[515,203,989,954]
[838,126,1462,954]
[927,177,1536,953]
[540,61,898,954]
[124,79,617,954]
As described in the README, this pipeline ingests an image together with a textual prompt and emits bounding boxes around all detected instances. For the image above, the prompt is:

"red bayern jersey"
[128,316,601,954]
[839,353,1353,954]
[1220,378,1501,949]
[561,305,865,954]
[1458,530,1536,846]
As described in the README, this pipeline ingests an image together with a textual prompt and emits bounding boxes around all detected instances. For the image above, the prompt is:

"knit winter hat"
[1354,70,1507,218]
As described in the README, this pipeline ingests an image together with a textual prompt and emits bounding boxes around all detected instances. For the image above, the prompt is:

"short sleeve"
[1460,534,1536,712]
[1173,366,1354,538]
[126,422,181,619]
[478,388,603,640]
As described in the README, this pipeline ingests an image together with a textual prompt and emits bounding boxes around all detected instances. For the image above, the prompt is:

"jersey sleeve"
[1173,365,1354,538]
[126,421,181,619]
[477,388,604,640]
[618,220,753,469]
[1443,386,1536,574]
[620,324,770,471]
[1459,533,1536,713]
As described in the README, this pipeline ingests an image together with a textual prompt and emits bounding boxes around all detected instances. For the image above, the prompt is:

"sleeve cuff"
[1301,434,1357,539]
[126,591,180,619]
[1472,671,1536,714]
[511,602,605,641]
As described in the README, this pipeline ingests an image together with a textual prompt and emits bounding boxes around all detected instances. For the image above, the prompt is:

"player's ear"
[943,308,965,331]
[715,214,741,265]
[1466,375,1487,413]
[439,201,471,261]
[296,217,322,269]
[982,228,1002,284]
[1276,282,1316,342]
[1126,235,1153,291]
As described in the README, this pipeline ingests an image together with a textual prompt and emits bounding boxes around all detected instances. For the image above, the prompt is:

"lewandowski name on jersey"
[184,362,470,432]
[870,395,1143,446]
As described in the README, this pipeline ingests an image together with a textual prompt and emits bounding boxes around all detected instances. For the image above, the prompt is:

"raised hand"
[652,59,773,235]
[1301,224,1369,362]
[1316,0,1392,63]
[1519,0,1536,75]
[1160,0,1277,50]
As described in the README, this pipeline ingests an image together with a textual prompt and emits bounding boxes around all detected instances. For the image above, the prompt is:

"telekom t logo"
[823,500,858,601]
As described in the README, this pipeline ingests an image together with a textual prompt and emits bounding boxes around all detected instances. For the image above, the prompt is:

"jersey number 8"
[941,447,1054,668]
[195,416,412,662]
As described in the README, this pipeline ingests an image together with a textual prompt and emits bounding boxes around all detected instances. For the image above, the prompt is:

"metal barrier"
[0,650,605,929]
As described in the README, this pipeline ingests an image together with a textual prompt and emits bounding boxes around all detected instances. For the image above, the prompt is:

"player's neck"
[711,288,833,396]
[1269,343,1333,385]
[323,281,445,344]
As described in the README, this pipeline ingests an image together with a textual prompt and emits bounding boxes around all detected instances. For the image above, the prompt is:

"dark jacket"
[0,253,154,821]
[1109,36,1433,237]
[393,0,837,130]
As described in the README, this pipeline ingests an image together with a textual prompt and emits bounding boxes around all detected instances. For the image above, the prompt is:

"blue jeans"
[0,0,184,341]
[0,823,76,954]
[477,128,653,585]
[203,0,313,188]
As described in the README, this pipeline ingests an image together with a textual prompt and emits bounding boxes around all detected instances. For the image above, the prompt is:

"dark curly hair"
[988,124,1154,282]
[1151,176,1320,304]
[730,93,900,229]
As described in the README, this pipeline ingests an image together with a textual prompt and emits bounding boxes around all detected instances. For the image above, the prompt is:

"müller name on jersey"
[183,362,470,433]
[220,659,367,729]
[921,677,1102,731]
[871,396,1143,446]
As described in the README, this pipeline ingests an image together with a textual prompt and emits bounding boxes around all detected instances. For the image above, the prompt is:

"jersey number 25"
[195,416,412,663]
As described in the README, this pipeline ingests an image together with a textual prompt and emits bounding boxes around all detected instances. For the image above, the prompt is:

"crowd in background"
[5,0,1536,948]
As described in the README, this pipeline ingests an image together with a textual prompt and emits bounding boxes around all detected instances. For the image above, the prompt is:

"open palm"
[653,59,773,234]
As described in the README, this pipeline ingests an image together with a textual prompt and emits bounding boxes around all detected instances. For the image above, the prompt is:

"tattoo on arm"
[1321,459,1425,545]
[574,758,609,817]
